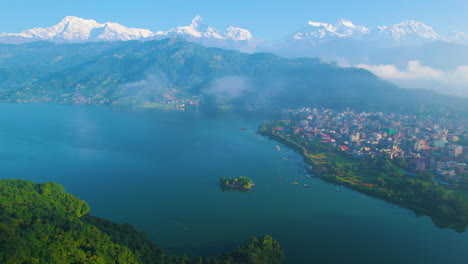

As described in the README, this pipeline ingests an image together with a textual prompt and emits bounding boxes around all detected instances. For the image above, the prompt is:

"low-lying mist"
[356,61,468,97]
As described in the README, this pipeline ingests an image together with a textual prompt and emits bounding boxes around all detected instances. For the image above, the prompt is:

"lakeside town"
[5,87,201,111]
[273,107,467,186]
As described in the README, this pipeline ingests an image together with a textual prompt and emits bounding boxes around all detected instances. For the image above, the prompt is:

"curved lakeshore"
[1,104,468,264]
[258,122,468,232]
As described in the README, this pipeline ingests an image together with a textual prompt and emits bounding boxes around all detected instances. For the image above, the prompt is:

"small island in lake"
[220,176,254,190]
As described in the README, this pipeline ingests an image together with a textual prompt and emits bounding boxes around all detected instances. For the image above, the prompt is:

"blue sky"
[3,0,467,39]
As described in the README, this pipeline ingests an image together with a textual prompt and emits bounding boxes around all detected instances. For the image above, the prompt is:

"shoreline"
[221,183,254,190]
[258,129,468,232]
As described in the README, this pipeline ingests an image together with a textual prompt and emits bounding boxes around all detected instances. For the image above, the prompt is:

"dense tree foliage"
[0,179,138,263]
[220,176,254,190]
[0,179,284,263]
[164,235,283,264]
[220,235,284,264]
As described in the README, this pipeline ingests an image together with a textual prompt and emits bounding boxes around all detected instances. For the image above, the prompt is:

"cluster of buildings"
[277,107,467,182]
[113,90,200,111]
[7,88,201,111]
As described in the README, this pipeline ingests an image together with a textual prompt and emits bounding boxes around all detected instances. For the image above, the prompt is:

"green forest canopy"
[220,176,254,189]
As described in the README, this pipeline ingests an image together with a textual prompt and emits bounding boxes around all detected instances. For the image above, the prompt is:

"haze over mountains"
[0,38,466,115]
[0,15,467,97]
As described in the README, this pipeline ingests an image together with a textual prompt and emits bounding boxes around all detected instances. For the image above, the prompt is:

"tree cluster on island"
[0,179,283,264]
[220,176,254,190]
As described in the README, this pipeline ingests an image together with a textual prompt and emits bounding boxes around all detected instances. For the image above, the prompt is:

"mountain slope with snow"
[0,16,152,43]
[368,20,440,44]
[0,15,256,52]
[293,19,368,42]
[1,16,466,49]
[150,15,256,52]
[288,18,442,45]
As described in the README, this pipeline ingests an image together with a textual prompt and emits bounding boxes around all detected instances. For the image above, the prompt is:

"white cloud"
[207,76,252,99]
[357,60,444,79]
[356,61,468,97]
[453,66,468,81]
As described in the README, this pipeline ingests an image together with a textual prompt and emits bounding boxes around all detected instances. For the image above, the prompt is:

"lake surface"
[1,104,467,264]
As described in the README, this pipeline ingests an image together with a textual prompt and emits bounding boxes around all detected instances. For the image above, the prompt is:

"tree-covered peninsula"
[0,179,283,264]
[220,176,254,190]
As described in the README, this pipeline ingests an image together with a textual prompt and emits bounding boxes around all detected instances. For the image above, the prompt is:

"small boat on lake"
[304,184,310,188]
[276,145,281,151]
[291,182,299,185]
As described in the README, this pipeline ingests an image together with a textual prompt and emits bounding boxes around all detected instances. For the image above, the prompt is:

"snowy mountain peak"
[337,18,355,28]
[0,16,153,43]
[295,18,367,41]
[160,16,253,42]
[191,15,203,25]
[60,16,96,24]
[371,20,440,43]
[0,15,256,50]
[308,21,330,27]
[187,15,209,33]
[292,18,440,45]
[10,16,103,41]
[98,22,152,40]
[226,26,253,41]
[398,20,427,26]
[335,18,368,36]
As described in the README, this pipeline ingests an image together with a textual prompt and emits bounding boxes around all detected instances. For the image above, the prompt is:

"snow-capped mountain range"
[0,16,466,49]
[0,16,153,43]
[370,20,440,43]
[293,18,369,41]
[0,15,256,51]
[153,15,252,41]
[291,19,441,45]
[149,15,257,52]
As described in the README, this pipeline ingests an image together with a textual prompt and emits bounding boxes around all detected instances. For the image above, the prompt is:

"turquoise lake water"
[0,104,467,264]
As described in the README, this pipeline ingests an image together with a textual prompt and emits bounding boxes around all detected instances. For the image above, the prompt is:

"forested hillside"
[1,38,466,113]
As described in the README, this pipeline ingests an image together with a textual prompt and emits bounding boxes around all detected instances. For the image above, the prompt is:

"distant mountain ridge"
[0,16,152,42]
[1,16,466,98]
[150,15,257,52]
[286,19,442,46]
[292,19,369,43]
[153,15,253,41]
[269,19,468,98]
[370,20,440,44]
[1,16,466,47]
[0,15,257,52]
